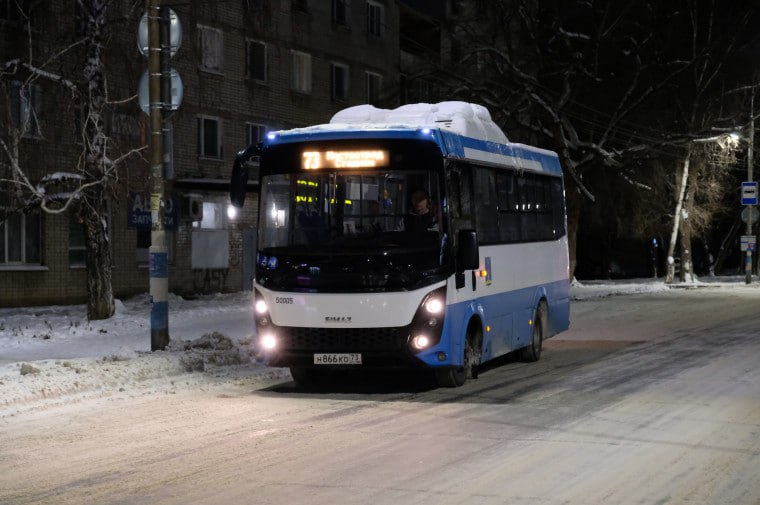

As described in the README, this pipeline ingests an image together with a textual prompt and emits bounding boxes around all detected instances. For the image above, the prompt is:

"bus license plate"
[313,353,362,365]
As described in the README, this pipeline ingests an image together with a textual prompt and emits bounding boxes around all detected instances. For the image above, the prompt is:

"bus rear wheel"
[518,302,546,362]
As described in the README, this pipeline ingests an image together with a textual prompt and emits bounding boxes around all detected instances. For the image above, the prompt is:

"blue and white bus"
[230,102,570,387]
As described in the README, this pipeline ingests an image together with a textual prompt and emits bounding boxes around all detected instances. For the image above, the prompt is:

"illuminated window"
[193,201,225,229]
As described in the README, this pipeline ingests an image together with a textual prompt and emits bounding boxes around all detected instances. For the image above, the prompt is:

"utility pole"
[148,0,169,349]
[745,93,755,285]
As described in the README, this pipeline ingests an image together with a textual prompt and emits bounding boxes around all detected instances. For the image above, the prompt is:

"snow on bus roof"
[272,102,510,145]
[330,102,510,144]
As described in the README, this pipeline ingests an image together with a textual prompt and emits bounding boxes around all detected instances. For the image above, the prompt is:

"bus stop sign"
[741,181,758,205]
[741,235,756,252]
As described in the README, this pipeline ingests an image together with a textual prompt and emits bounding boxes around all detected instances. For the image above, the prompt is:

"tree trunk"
[679,225,693,282]
[665,152,691,284]
[565,184,581,280]
[80,193,114,320]
[679,178,697,282]
[79,0,115,320]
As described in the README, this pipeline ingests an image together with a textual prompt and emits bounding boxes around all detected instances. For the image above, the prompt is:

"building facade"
[1,0,402,307]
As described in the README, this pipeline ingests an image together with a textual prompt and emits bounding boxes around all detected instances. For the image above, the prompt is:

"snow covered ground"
[0,275,755,416]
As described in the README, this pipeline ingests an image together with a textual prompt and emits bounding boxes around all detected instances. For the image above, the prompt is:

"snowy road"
[2,287,760,505]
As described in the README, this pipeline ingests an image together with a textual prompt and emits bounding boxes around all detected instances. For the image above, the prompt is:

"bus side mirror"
[230,152,249,208]
[230,143,261,208]
[457,229,479,271]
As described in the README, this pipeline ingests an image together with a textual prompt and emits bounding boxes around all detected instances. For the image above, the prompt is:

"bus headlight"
[254,291,273,331]
[408,287,446,353]
[424,297,443,314]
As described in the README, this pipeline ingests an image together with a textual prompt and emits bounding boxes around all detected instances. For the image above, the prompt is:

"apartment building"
[0,0,400,307]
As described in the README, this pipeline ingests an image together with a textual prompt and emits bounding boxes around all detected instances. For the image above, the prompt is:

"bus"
[230,102,570,387]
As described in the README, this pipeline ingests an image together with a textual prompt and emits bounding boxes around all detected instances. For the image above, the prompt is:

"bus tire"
[518,301,546,362]
[435,326,480,388]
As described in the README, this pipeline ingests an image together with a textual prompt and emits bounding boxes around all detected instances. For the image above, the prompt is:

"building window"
[68,212,86,268]
[10,81,42,138]
[291,50,312,93]
[292,0,308,13]
[68,207,111,267]
[332,0,348,25]
[367,1,384,37]
[246,39,267,82]
[246,122,268,146]
[193,201,225,229]
[198,25,224,73]
[0,200,41,265]
[331,62,349,101]
[366,71,381,105]
[197,116,222,159]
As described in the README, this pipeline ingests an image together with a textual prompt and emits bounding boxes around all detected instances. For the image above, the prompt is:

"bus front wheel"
[435,326,480,388]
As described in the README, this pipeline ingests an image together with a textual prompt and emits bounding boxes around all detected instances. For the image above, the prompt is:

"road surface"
[2,287,759,504]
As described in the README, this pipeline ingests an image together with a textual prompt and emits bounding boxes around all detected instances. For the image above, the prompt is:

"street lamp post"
[745,97,754,285]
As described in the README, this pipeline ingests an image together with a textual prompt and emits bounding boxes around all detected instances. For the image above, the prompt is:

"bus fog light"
[437,352,447,361]
[260,334,277,350]
[411,335,431,350]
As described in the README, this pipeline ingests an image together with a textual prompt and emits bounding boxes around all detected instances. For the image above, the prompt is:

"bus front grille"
[277,326,408,352]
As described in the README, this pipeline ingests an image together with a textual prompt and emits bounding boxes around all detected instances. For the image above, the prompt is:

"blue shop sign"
[128,192,178,230]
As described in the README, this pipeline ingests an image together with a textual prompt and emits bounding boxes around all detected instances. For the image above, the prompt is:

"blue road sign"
[741,181,758,206]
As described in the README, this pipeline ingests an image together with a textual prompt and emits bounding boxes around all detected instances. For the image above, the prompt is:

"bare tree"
[415,0,757,278]
[662,138,736,283]
[1,0,144,319]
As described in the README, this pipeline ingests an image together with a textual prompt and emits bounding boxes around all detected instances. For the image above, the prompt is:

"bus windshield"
[257,169,449,292]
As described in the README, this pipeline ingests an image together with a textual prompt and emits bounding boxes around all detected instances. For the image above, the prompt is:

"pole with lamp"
[739,92,757,284]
